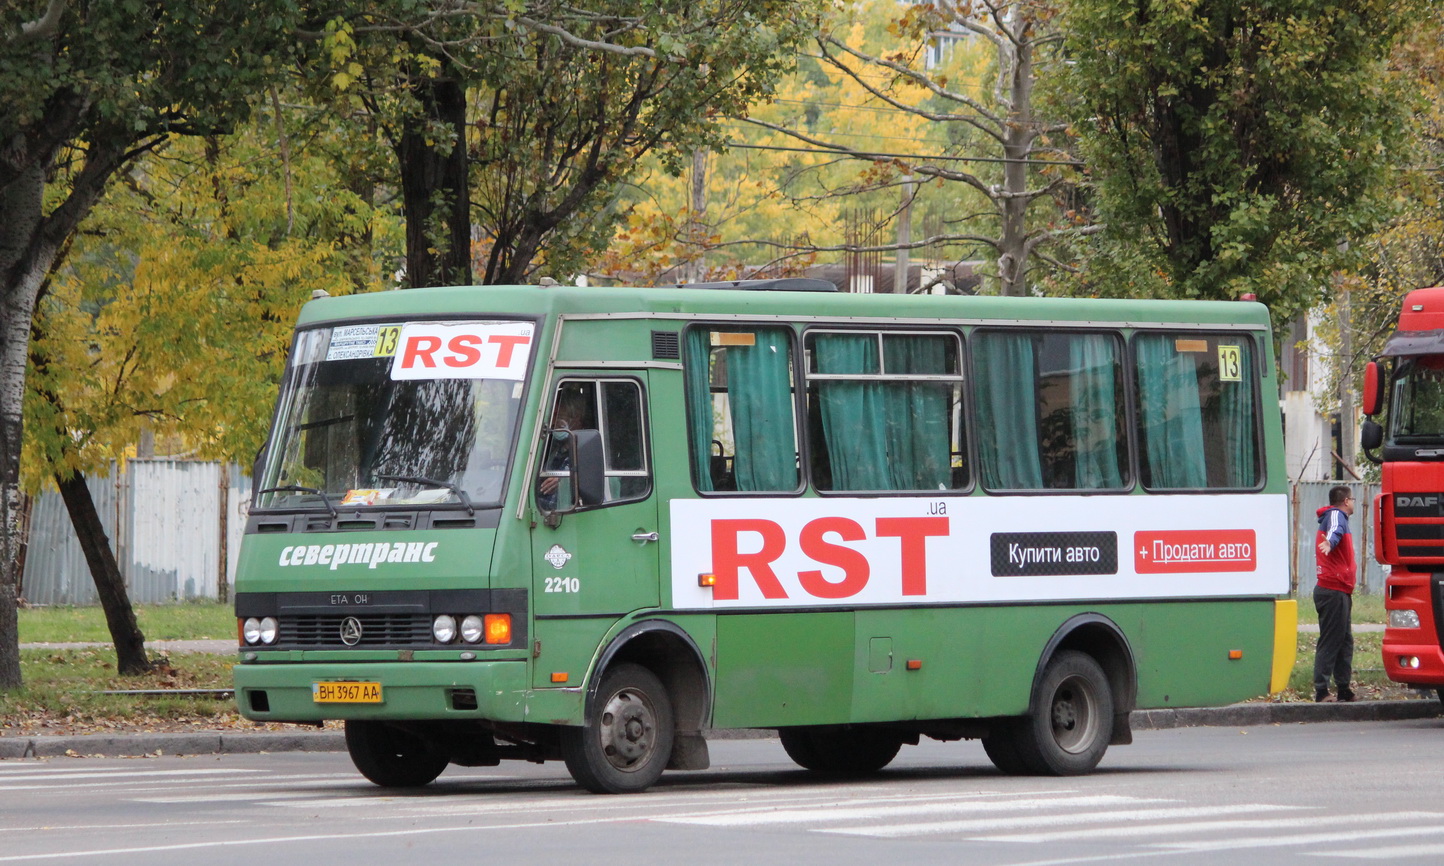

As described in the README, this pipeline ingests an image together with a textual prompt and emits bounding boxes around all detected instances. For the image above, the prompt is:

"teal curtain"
[814,334,889,489]
[974,333,1044,489]
[683,329,716,492]
[883,336,951,490]
[1069,334,1124,489]
[1136,335,1207,488]
[1220,342,1257,487]
[728,329,799,491]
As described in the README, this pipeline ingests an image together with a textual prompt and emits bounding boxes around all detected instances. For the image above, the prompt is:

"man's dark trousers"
[1313,586,1354,700]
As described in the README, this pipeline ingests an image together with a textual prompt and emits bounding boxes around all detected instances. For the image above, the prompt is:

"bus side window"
[538,378,651,509]
[805,330,966,492]
[972,329,1129,491]
[1134,333,1259,489]
[683,327,800,493]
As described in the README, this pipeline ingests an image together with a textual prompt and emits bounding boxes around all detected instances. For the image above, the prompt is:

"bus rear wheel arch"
[983,649,1114,776]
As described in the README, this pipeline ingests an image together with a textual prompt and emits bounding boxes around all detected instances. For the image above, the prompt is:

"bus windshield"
[1390,358,1444,444]
[256,320,533,512]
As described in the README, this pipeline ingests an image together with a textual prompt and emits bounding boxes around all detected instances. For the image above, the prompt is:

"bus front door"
[529,374,659,690]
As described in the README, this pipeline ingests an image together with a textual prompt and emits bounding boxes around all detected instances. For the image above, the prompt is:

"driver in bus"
[537,386,592,510]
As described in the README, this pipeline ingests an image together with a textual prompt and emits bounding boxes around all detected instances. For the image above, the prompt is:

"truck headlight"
[433,615,457,643]
[1389,609,1421,630]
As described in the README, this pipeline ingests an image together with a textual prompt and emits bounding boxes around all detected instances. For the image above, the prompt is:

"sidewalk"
[7,634,1438,760]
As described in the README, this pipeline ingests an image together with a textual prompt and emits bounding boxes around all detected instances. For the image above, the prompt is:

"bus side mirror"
[539,429,606,526]
[570,429,606,508]
[1362,360,1383,416]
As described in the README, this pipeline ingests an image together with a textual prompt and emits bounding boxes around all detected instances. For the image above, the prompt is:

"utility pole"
[894,177,916,293]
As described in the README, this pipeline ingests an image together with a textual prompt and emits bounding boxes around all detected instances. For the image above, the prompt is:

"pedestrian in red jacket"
[1314,485,1357,702]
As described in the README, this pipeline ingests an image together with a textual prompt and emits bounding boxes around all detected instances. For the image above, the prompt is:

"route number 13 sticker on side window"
[1217,344,1242,382]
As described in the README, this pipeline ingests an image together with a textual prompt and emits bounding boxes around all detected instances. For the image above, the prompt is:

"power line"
[722,141,1083,167]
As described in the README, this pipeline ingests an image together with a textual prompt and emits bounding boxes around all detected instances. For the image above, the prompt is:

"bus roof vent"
[652,330,681,360]
[674,278,837,292]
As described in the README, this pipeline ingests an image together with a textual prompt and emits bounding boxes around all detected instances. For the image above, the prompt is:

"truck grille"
[281,614,433,647]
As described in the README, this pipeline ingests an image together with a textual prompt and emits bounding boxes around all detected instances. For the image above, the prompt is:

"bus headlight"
[432,615,458,643]
[460,615,485,644]
[1389,609,1421,629]
[259,617,278,645]
[243,618,262,645]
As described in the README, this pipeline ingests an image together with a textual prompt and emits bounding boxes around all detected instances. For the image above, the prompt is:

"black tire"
[1010,650,1114,776]
[1435,687,1443,706]
[562,663,674,794]
[981,720,1029,775]
[779,727,902,774]
[344,720,448,788]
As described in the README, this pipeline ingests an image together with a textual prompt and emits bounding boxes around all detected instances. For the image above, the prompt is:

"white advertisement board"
[669,494,1289,609]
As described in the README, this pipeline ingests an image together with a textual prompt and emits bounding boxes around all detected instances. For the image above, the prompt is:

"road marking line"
[657,794,1168,827]
[1312,842,1444,859]
[1155,823,1444,852]
[975,810,1439,843]
[0,769,260,782]
[827,804,1304,839]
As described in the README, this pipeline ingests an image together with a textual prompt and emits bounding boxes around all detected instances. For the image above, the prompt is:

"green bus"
[233,280,1297,794]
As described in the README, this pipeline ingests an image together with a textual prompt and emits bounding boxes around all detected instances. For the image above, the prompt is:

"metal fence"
[18,463,1378,605]
[20,461,250,606]
[1291,480,1385,597]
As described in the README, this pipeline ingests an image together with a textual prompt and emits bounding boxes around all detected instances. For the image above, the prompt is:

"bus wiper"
[375,474,475,516]
[256,485,338,519]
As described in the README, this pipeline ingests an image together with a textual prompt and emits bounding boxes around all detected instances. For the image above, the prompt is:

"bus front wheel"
[990,650,1113,776]
[562,662,675,794]
[779,727,902,774]
[344,720,448,787]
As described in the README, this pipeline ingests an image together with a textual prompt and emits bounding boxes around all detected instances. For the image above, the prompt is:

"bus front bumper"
[234,660,529,724]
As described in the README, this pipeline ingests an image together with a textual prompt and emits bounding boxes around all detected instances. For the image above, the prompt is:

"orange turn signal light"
[484,614,512,644]
[698,573,717,587]
[906,659,923,671]
[551,672,569,683]
[1228,650,1243,660]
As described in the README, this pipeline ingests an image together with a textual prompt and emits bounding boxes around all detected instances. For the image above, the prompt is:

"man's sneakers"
[1316,691,1358,703]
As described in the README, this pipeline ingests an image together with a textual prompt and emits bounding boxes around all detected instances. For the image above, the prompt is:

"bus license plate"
[312,681,382,703]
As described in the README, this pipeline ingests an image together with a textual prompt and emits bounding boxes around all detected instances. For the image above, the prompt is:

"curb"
[2,700,1439,760]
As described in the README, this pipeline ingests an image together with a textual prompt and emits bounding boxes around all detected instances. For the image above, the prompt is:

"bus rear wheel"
[1000,650,1114,776]
[562,663,674,794]
[344,720,448,788]
[779,727,903,774]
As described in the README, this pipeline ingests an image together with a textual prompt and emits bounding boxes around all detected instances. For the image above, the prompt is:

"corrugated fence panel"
[1292,481,1386,597]
[128,461,222,601]
[21,461,246,606]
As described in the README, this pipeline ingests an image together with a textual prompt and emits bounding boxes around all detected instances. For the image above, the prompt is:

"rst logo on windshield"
[390,321,534,381]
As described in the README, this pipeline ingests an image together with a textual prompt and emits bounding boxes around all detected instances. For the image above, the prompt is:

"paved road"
[3,719,1444,865]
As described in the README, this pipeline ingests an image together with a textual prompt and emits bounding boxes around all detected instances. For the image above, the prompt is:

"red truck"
[1362,286,1444,702]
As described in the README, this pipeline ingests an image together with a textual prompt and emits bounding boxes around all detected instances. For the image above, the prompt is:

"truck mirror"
[1362,361,1383,416]
[1360,418,1383,462]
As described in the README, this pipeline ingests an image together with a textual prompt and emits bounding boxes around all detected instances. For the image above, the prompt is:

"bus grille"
[281,614,433,647]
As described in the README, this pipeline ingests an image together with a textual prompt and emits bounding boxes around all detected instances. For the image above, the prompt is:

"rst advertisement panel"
[669,494,1288,608]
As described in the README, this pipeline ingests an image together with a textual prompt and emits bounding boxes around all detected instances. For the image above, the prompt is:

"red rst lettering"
[445,334,484,368]
[797,517,870,598]
[710,519,788,600]
[875,517,949,595]
[400,335,442,369]
[489,333,531,367]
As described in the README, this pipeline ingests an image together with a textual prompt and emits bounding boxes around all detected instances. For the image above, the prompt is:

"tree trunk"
[397,74,472,289]
[55,470,150,676]
[0,162,50,691]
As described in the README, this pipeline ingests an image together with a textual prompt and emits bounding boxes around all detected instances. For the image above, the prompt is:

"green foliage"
[1058,0,1417,327]
[21,96,402,488]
